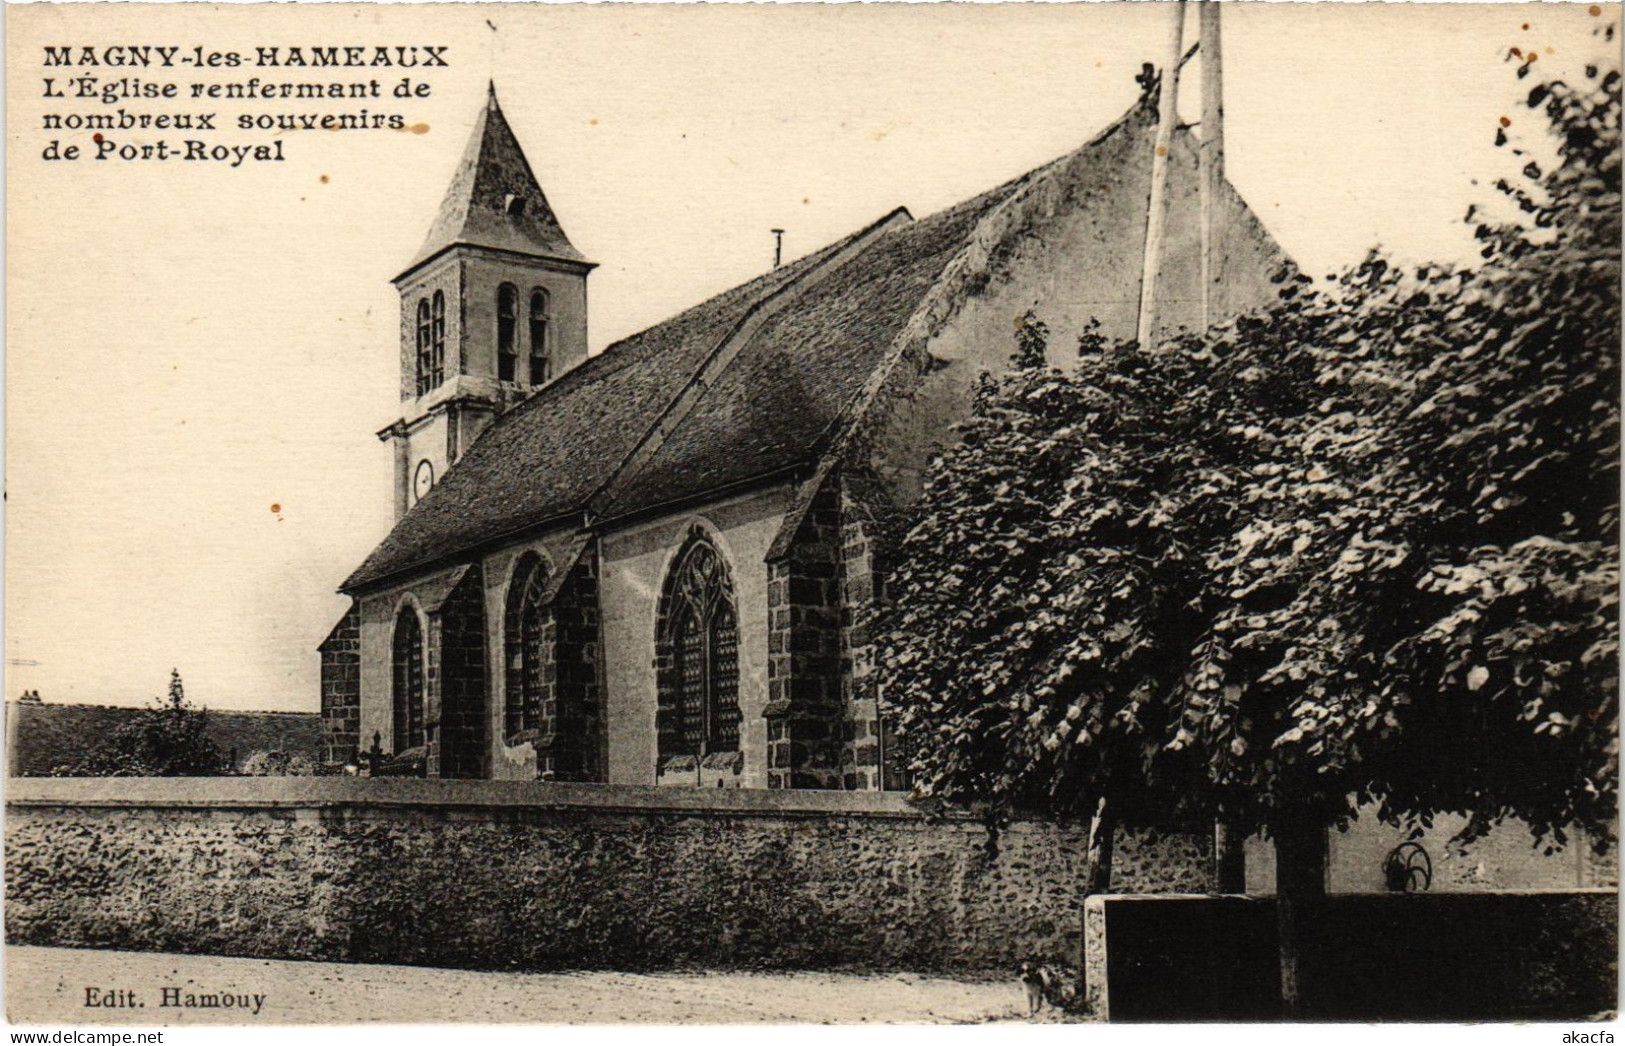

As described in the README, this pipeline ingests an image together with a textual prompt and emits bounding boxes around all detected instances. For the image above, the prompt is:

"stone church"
[319,83,1288,790]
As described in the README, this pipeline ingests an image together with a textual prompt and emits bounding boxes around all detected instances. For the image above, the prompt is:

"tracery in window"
[659,535,740,758]
[503,554,550,740]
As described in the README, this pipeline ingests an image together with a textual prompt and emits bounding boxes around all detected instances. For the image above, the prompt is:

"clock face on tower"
[413,459,434,503]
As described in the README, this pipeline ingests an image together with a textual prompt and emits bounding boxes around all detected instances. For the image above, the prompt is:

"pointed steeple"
[399,84,587,278]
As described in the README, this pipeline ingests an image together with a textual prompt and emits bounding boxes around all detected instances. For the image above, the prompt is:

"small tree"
[880,62,1618,1017]
[81,669,223,776]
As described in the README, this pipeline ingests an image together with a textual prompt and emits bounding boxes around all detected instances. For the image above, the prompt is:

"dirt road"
[5,946,1027,1025]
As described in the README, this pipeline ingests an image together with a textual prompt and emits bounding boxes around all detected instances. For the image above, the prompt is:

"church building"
[319,83,1289,790]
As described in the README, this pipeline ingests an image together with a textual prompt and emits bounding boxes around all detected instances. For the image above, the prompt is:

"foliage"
[879,65,1620,848]
[77,669,224,776]
[239,750,316,776]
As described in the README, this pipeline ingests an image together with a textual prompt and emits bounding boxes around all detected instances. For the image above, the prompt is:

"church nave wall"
[599,485,791,789]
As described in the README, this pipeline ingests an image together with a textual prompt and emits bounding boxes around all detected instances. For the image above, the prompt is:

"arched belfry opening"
[381,84,594,522]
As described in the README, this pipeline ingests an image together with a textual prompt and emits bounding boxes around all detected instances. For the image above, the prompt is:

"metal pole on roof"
[1199,0,1226,331]
[1135,0,1188,350]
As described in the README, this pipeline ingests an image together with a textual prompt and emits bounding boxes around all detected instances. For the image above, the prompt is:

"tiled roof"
[345,97,1192,592]
[597,178,1025,520]
[401,84,587,277]
[343,220,884,589]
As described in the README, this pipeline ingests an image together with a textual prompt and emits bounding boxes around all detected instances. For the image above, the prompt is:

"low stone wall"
[5,778,1212,974]
[1085,891,1619,1021]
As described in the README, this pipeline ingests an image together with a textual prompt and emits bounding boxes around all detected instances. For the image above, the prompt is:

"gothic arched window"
[658,534,740,758]
[497,283,519,382]
[503,554,550,741]
[391,605,425,753]
[529,288,552,386]
[430,290,447,389]
[415,299,433,396]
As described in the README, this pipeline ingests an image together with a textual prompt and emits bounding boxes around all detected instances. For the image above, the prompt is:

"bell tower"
[381,83,595,519]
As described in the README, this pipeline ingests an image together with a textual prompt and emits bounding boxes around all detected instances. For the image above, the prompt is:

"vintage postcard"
[5,0,1620,1032]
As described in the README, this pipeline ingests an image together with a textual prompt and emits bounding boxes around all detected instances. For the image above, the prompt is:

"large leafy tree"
[879,63,1618,1014]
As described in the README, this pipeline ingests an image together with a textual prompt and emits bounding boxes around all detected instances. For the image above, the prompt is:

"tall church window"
[430,290,447,389]
[503,554,550,741]
[415,299,433,396]
[497,283,519,382]
[391,605,425,753]
[529,289,552,385]
[658,534,740,758]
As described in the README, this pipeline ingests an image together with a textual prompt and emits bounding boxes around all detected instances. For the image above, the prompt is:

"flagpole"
[1199,0,1225,331]
[1135,0,1188,350]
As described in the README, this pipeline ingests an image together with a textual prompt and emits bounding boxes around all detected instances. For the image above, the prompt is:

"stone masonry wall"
[838,492,892,791]
[765,481,845,789]
[319,602,362,766]
[436,567,489,780]
[546,547,604,782]
[600,490,785,788]
[5,778,1213,974]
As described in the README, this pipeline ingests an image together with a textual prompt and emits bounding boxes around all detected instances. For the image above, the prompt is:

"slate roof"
[400,84,587,278]
[344,96,1170,593]
[598,178,1026,520]
[344,217,891,589]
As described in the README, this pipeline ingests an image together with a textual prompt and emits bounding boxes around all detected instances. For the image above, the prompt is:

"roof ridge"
[6,700,315,715]
[829,97,1148,450]
[766,99,1154,559]
[908,94,1146,230]
[495,98,1150,437]
[442,208,912,467]
[342,95,1188,592]
[600,212,900,354]
[393,99,1151,513]
[585,206,914,518]
[340,209,919,593]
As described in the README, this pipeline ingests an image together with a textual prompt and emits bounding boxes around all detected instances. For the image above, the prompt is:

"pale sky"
[5,2,1617,712]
